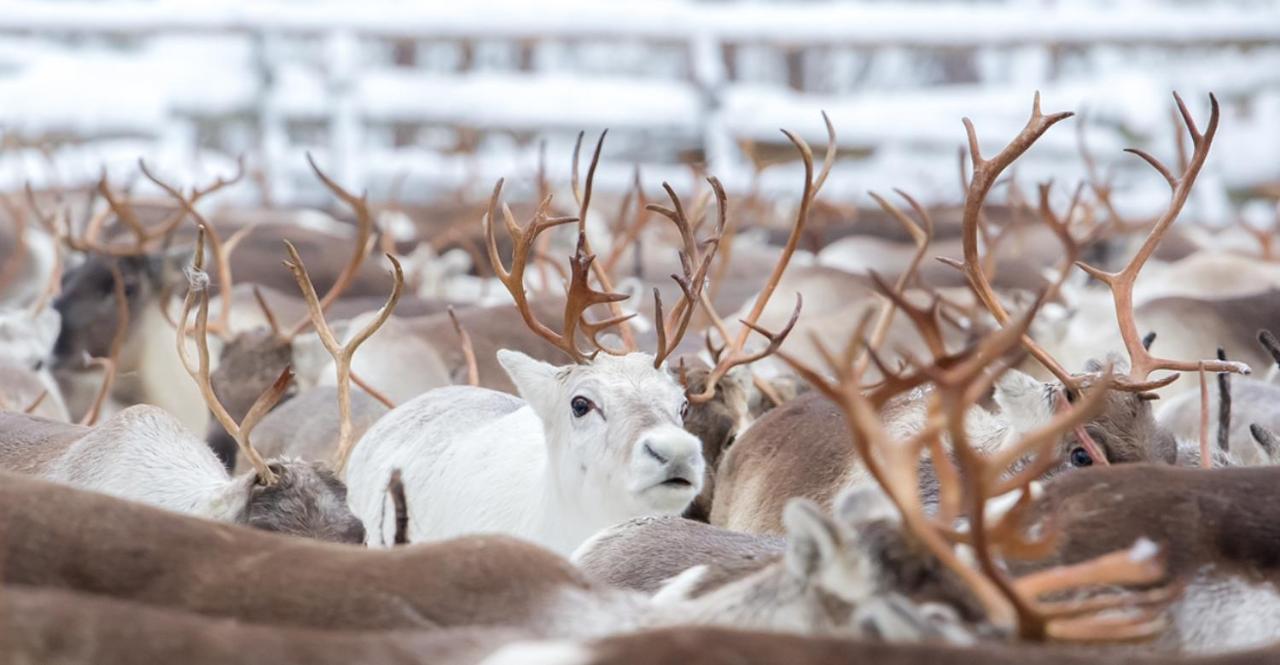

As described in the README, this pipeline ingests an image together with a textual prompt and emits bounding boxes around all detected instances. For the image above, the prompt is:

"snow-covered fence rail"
[1,1,1278,208]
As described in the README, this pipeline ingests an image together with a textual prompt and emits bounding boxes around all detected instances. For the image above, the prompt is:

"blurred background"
[0,0,1278,222]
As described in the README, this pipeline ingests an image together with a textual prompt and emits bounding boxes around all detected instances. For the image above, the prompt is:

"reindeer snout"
[638,426,705,482]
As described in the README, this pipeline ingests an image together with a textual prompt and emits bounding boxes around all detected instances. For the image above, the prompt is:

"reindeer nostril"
[643,442,669,465]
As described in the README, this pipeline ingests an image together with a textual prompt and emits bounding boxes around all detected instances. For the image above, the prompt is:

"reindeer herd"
[1,91,1279,664]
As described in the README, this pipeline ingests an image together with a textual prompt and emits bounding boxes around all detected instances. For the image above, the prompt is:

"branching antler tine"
[284,242,404,473]
[1015,540,1165,599]
[251,286,283,338]
[138,160,238,335]
[240,366,294,436]
[1076,94,1243,390]
[97,170,147,246]
[482,180,510,281]
[736,293,802,364]
[958,93,1077,387]
[666,275,701,354]
[448,307,479,387]
[1036,585,1178,620]
[284,153,376,337]
[656,182,698,259]
[812,110,837,196]
[869,191,925,246]
[1122,148,1178,190]
[570,131,585,208]
[345,256,404,352]
[689,126,818,403]
[576,130,607,234]
[706,176,728,238]
[178,228,278,485]
[651,288,669,368]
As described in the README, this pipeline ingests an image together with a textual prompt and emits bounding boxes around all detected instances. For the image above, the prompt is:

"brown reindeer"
[4,587,526,665]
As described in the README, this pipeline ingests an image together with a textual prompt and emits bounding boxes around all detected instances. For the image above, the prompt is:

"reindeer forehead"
[558,353,682,400]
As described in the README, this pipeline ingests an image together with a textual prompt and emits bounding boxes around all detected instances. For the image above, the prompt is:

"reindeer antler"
[280,154,377,338]
[139,160,249,337]
[571,131,638,351]
[686,118,835,403]
[283,241,403,474]
[447,306,479,387]
[89,157,245,257]
[949,92,1080,387]
[483,179,634,363]
[1075,93,1250,391]
[176,228,290,486]
[645,178,728,369]
[781,294,1172,642]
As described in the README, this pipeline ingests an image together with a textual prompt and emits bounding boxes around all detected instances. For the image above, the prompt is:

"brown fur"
[0,413,89,475]
[576,516,786,595]
[678,366,752,522]
[1023,464,1280,582]
[0,472,600,631]
[208,328,296,468]
[709,392,856,534]
[711,381,1175,535]
[3,586,524,665]
[1137,290,1280,387]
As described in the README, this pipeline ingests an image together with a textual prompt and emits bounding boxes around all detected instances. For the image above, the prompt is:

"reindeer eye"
[570,396,594,418]
[1069,447,1093,467]
[1064,388,1078,404]
[679,400,689,419]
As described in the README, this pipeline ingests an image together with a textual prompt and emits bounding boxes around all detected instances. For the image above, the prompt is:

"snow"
[0,0,1277,214]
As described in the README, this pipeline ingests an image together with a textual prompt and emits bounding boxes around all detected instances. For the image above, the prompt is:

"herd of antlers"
[1,87,1267,655]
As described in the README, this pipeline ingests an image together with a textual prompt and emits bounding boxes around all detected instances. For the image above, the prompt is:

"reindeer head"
[206,329,296,469]
[993,361,1177,472]
[779,486,980,642]
[499,349,704,517]
[677,364,751,521]
[242,458,365,543]
[50,252,175,368]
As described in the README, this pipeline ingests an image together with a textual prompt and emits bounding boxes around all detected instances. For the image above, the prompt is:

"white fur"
[1173,572,1280,654]
[0,308,69,420]
[478,641,592,665]
[126,304,215,434]
[44,404,254,520]
[317,311,452,404]
[346,350,704,555]
[651,565,709,606]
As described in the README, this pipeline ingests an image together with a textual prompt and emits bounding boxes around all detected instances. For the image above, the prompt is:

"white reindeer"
[344,158,747,555]
[348,348,704,555]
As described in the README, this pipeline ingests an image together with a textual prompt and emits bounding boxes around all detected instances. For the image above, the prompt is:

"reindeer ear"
[498,350,558,406]
[783,498,841,580]
[992,368,1049,433]
[834,484,900,527]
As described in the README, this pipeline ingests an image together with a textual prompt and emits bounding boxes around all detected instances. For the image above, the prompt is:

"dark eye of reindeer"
[571,396,594,418]
[1069,446,1093,467]
[1064,388,1079,404]
[679,400,689,419]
